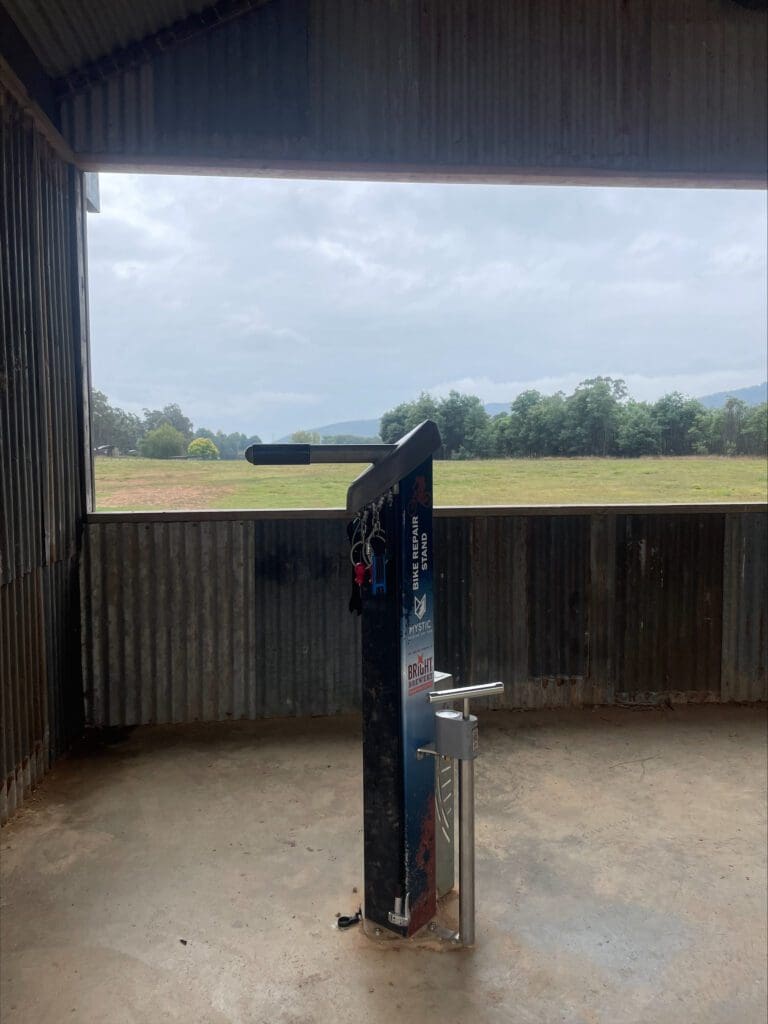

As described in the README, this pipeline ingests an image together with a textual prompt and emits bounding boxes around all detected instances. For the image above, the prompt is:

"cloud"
[449,257,574,300]
[244,390,323,406]
[86,175,768,437]
[626,230,689,259]
[220,309,307,346]
[280,234,427,294]
[602,279,686,299]
[97,174,194,251]
[706,242,766,276]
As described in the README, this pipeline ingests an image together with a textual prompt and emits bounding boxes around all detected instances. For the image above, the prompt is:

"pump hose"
[337,907,362,929]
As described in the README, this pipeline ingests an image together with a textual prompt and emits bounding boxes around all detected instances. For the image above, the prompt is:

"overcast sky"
[87,174,767,440]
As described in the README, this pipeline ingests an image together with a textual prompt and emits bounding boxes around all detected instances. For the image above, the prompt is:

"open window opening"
[86,175,767,510]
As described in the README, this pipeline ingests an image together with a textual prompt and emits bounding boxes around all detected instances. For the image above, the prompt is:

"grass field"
[93,456,768,510]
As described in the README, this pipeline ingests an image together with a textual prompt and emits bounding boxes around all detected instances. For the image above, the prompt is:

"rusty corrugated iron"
[1,82,88,823]
[614,513,726,703]
[81,515,362,726]
[0,572,48,824]
[81,506,768,728]
[1,84,85,587]
[52,0,767,182]
[722,512,768,702]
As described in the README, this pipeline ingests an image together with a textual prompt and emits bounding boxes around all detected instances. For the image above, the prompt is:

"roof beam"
[0,2,56,120]
[0,56,76,163]
[73,153,766,190]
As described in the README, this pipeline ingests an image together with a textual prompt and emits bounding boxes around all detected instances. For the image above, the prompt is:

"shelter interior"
[1,2,766,1022]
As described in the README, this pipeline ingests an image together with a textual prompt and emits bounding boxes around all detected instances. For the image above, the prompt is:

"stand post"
[458,757,475,946]
[360,454,438,936]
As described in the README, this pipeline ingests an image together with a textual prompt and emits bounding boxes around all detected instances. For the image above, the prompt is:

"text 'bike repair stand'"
[245,421,503,946]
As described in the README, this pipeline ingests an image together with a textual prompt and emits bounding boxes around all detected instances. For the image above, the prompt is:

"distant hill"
[484,402,511,417]
[282,406,511,440]
[278,418,381,442]
[282,386,766,439]
[698,382,767,409]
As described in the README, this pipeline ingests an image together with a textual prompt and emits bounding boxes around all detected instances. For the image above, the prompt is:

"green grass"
[94,456,768,511]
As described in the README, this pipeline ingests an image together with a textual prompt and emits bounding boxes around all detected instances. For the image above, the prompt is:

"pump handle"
[428,682,504,705]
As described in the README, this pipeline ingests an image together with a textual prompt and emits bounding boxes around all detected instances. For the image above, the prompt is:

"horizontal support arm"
[245,443,395,466]
[428,682,505,705]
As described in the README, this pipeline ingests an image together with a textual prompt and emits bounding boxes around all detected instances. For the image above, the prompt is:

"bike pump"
[245,421,503,946]
[419,680,504,945]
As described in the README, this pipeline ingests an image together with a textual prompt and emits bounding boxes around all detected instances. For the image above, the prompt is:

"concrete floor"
[0,707,766,1024]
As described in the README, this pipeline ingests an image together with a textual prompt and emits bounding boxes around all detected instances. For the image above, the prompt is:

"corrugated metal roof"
[2,0,213,76]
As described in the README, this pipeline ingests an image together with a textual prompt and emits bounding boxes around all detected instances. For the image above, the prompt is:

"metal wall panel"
[464,515,528,698]
[434,516,473,688]
[81,506,768,728]
[2,90,41,586]
[56,0,767,181]
[0,83,88,823]
[0,572,48,823]
[60,0,309,159]
[721,512,768,702]
[527,515,591,684]
[81,517,362,726]
[43,556,84,757]
[614,514,725,703]
[1,84,86,586]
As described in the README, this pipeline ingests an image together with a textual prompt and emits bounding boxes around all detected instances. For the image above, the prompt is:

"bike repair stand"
[245,420,503,946]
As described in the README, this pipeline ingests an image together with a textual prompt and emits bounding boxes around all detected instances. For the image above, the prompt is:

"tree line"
[94,380,767,461]
[380,378,768,459]
[91,390,261,459]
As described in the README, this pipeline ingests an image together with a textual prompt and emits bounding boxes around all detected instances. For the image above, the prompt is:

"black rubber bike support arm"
[244,421,442,514]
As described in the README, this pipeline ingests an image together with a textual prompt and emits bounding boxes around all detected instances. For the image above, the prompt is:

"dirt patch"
[98,484,236,510]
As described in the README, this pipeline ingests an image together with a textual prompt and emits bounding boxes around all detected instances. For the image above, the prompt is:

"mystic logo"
[407,619,432,638]
[414,594,427,620]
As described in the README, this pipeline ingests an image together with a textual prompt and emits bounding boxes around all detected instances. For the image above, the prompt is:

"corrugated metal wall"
[81,506,767,727]
[57,0,768,180]
[80,514,359,725]
[0,82,89,823]
[721,512,768,702]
